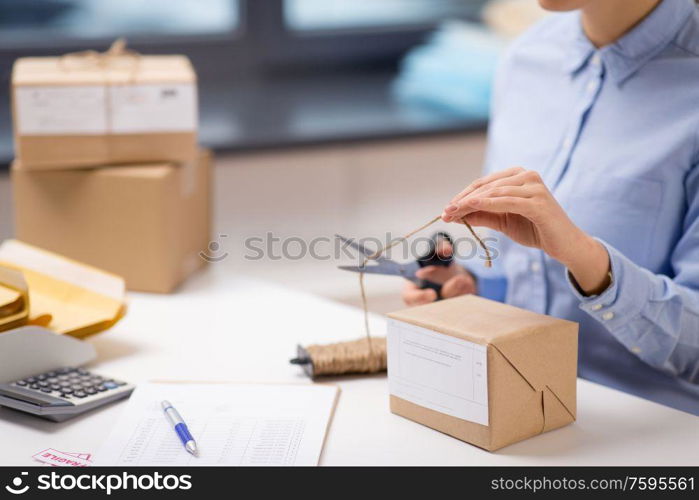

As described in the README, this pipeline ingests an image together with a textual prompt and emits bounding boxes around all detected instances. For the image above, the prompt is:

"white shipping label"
[15,83,197,135]
[15,86,107,135]
[387,319,489,426]
[109,83,197,133]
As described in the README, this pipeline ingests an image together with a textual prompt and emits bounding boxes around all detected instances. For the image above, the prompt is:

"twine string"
[359,215,492,351]
[303,215,492,377]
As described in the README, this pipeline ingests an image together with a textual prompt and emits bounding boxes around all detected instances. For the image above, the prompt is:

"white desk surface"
[1,268,697,466]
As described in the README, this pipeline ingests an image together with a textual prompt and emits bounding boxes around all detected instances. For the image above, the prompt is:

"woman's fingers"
[415,264,458,285]
[463,211,505,231]
[446,169,544,217]
[464,196,537,218]
[460,170,532,201]
[445,185,537,221]
[402,282,438,306]
[449,166,526,205]
[434,238,453,259]
[441,274,477,299]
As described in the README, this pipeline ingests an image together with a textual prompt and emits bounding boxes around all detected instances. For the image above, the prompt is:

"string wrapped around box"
[290,216,491,378]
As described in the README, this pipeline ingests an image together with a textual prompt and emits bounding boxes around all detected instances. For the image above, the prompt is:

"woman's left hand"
[442,167,611,295]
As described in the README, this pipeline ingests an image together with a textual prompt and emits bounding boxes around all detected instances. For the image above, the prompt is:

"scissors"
[336,232,454,299]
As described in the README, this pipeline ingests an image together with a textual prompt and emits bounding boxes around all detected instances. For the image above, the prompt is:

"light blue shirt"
[472,0,699,415]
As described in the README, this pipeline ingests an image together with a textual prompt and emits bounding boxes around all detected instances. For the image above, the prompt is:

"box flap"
[489,321,577,424]
[0,240,126,338]
[387,295,570,345]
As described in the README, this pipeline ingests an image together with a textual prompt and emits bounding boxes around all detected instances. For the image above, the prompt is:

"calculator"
[0,367,134,422]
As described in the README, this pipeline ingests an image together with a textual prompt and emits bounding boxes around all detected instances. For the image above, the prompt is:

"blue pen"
[161,400,199,456]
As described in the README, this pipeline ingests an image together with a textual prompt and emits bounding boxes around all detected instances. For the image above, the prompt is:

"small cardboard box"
[12,150,212,293]
[387,295,578,451]
[11,54,197,170]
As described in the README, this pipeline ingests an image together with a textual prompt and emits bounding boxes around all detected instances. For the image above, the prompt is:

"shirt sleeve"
[567,164,699,383]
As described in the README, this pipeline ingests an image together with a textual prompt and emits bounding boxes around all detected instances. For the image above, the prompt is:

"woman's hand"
[442,167,611,295]
[401,238,477,306]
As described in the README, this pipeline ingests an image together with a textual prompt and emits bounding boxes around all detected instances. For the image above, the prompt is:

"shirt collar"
[565,0,695,85]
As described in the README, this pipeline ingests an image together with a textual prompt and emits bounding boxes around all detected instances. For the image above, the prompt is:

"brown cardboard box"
[12,54,197,170]
[387,295,578,451]
[11,150,211,293]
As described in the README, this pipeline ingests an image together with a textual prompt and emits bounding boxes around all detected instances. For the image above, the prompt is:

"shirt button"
[530,262,541,272]
[562,137,573,148]
[586,81,597,93]
[591,304,603,311]
[591,54,601,66]
[602,312,614,321]
[631,346,642,354]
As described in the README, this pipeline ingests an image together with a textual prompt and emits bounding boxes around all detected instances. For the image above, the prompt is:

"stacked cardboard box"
[10,48,211,293]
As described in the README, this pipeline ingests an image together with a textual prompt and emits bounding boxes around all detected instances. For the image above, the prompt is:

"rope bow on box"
[60,38,139,68]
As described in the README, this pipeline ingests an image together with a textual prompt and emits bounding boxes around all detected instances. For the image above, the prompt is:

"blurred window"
[285,0,483,31]
[0,0,239,43]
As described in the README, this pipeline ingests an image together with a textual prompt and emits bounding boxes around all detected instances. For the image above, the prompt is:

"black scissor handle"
[417,232,454,299]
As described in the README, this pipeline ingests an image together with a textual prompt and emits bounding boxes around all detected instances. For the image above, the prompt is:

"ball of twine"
[306,337,387,376]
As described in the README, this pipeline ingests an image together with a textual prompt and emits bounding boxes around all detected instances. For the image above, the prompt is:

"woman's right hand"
[401,239,477,306]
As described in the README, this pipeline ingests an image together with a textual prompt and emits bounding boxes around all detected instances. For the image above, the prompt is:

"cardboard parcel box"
[12,150,211,293]
[387,295,578,451]
[12,51,197,170]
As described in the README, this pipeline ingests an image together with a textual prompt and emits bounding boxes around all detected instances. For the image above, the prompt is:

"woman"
[403,0,699,414]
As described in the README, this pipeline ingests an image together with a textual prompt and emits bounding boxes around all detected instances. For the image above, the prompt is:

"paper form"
[387,319,489,425]
[95,383,338,466]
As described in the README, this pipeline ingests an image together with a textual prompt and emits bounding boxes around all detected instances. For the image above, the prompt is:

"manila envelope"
[0,266,30,332]
[0,240,126,338]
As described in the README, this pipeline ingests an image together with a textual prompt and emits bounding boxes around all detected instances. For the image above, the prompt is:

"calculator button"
[26,377,37,383]
[71,385,84,391]
[46,371,57,377]
[38,381,49,387]
[73,391,87,398]
[96,385,108,392]
[76,369,89,375]
[37,374,48,381]
[60,393,72,399]
[40,387,53,393]
[30,384,40,390]
[85,388,97,395]
[50,384,61,391]
[61,388,73,394]
[103,381,119,390]
[15,380,27,386]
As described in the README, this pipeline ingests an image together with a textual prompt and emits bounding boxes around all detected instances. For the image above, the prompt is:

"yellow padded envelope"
[0,240,126,338]
[0,266,30,332]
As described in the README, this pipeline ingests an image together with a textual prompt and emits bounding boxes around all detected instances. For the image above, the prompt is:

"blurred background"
[0,0,544,312]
